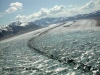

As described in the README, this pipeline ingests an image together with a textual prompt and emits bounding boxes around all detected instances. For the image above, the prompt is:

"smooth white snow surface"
[0,19,100,75]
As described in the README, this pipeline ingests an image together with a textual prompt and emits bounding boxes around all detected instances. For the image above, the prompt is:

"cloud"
[15,0,100,22]
[6,7,17,13]
[68,5,73,7]
[93,0,100,10]
[15,8,49,22]
[10,2,23,9]
[67,0,100,14]
[6,2,23,13]
[81,0,95,12]
[49,5,65,13]
[15,14,27,22]
[80,0,100,13]
[39,8,49,17]
[15,5,66,22]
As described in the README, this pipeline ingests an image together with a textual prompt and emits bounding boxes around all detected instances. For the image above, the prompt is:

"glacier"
[0,19,100,75]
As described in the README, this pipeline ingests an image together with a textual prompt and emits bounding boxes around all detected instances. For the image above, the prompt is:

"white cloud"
[10,2,23,9]
[6,2,23,13]
[93,0,100,10]
[15,14,27,22]
[15,5,66,22]
[6,7,17,13]
[15,8,49,22]
[39,8,49,17]
[49,5,65,13]
[80,0,95,12]
[68,5,73,7]
[80,0,100,13]
[15,0,100,22]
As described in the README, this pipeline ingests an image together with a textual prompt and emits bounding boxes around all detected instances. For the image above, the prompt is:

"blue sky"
[0,0,100,25]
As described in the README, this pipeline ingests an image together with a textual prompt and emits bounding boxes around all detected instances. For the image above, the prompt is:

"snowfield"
[0,19,100,75]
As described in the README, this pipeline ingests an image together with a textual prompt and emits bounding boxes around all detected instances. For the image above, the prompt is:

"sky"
[0,0,100,25]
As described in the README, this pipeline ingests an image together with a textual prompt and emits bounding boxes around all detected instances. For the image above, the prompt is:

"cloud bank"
[6,2,23,13]
[15,0,100,22]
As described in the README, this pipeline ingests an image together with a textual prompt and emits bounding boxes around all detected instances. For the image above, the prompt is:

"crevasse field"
[0,19,100,75]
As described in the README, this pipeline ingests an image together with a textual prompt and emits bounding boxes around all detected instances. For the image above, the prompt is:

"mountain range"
[0,10,100,39]
[33,10,100,26]
[0,21,41,38]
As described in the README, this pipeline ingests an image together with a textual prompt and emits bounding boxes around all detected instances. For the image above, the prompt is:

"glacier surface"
[0,19,100,75]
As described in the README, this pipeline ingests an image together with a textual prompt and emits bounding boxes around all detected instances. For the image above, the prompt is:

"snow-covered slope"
[49,19,100,33]
[0,21,41,38]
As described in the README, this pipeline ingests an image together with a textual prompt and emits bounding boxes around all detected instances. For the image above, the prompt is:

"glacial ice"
[29,19,100,75]
[0,19,100,75]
